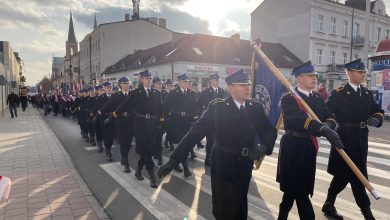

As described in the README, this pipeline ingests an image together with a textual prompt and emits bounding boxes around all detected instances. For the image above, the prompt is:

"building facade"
[0,41,23,116]
[251,0,390,90]
[79,17,179,86]
[103,34,302,90]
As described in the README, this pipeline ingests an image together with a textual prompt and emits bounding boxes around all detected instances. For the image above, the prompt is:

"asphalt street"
[41,110,390,220]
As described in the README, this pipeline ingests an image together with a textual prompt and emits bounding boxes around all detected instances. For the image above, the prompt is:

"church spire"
[93,13,97,29]
[67,11,77,43]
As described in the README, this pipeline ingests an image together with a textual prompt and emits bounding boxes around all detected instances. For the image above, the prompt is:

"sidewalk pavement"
[0,108,109,220]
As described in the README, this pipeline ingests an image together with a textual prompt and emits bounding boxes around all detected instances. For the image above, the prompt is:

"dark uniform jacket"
[197,86,227,114]
[101,91,133,136]
[116,87,163,155]
[277,88,334,197]
[170,96,277,219]
[326,83,384,178]
[171,96,277,160]
[165,87,197,143]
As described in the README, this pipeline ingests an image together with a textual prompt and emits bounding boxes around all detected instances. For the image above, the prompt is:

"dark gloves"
[249,144,267,161]
[367,116,380,127]
[324,119,337,130]
[321,126,344,149]
[157,159,177,179]
[103,116,113,127]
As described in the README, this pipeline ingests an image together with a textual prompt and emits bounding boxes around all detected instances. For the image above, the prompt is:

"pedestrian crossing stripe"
[100,162,206,220]
[191,148,390,220]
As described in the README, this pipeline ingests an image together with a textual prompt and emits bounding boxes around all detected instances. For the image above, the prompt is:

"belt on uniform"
[171,111,190,117]
[285,130,310,139]
[213,146,251,157]
[135,114,157,119]
[338,122,367,129]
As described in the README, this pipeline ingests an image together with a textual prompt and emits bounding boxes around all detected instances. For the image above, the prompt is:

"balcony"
[352,35,364,47]
[327,64,345,73]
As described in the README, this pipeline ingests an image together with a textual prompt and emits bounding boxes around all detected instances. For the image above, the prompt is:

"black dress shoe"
[173,164,183,173]
[158,159,163,166]
[124,166,130,173]
[361,207,375,220]
[322,202,343,220]
[135,169,144,180]
[184,168,192,178]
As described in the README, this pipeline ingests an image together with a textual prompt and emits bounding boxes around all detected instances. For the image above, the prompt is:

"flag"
[251,52,287,127]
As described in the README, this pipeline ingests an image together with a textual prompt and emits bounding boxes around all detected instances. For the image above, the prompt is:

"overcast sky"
[0,0,263,85]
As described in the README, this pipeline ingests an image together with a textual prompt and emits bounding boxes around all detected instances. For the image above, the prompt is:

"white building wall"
[80,20,174,85]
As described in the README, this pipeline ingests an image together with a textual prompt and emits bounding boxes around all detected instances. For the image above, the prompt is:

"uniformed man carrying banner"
[158,69,277,220]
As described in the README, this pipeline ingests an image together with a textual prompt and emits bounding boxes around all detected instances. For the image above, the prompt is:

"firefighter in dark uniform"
[276,61,344,220]
[103,77,134,172]
[92,85,106,152]
[164,73,197,177]
[78,89,89,139]
[100,81,115,161]
[158,69,277,220]
[86,87,97,146]
[164,79,175,149]
[197,73,227,166]
[190,80,202,159]
[110,70,163,188]
[152,77,166,165]
[322,59,385,220]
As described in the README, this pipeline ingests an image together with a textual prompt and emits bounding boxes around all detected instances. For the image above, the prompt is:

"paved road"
[42,111,390,220]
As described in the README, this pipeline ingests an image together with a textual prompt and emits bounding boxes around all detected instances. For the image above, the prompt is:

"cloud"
[18,40,63,53]
[0,1,49,28]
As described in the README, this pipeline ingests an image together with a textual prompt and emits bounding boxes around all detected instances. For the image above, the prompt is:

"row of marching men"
[73,70,227,188]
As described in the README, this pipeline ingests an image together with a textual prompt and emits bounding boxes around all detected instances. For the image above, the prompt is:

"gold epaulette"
[335,87,344,92]
[112,111,117,118]
[249,98,260,103]
[210,98,224,105]
[160,118,164,122]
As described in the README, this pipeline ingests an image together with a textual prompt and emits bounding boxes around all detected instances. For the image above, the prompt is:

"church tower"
[66,11,78,58]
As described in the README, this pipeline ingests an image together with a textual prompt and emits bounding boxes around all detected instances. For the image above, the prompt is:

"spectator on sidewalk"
[318,83,329,102]
[51,90,61,116]
[6,90,18,118]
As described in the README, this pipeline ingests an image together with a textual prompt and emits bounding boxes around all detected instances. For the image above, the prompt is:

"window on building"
[316,49,323,65]
[377,27,381,41]
[386,30,390,39]
[329,50,336,64]
[193,47,203,55]
[353,23,360,38]
[354,54,359,60]
[342,20,348,37]
[342,52,348,64]
[330,17,336,34]
[317,15,324,32]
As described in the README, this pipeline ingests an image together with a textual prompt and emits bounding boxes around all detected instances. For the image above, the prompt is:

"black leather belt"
[170,111,190,117]
[338,122,367,129]
[135,114,157,119]
[213,146,251,157]
[285,130,310,139]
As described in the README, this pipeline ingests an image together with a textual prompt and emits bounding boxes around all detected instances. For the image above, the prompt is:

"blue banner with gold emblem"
[251,52,287,126]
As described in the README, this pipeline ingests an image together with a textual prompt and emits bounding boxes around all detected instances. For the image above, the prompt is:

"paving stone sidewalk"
[0,108,109,220]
